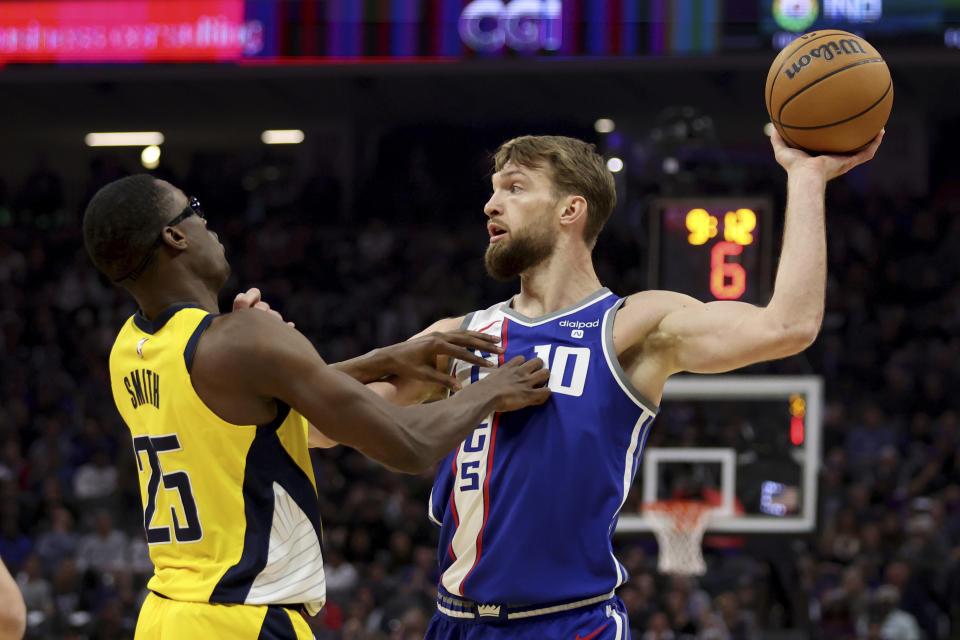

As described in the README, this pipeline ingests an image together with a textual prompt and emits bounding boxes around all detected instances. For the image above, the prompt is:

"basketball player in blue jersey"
[82,174,551,639]
[367,130,883,639]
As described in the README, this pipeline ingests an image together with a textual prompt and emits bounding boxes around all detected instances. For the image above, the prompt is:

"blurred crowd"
[0,138,958,640]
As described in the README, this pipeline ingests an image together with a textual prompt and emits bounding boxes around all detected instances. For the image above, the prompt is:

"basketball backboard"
[617,375,823,534]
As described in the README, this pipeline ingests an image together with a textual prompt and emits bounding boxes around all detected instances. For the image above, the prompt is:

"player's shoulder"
[621,289,700,316]
[615,290,702,346]
[190,309,309,398]
[412,315,467,338]
[195,309,293,367]
[207,307,277,341]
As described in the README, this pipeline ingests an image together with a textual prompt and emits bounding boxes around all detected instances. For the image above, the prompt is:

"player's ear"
[161,225,189,251]
[558,195,588,230]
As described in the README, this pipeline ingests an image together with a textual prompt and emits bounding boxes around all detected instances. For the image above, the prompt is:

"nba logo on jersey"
[429,288,659,609]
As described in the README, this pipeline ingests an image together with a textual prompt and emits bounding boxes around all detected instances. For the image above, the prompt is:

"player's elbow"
[760,305,821,356]
[778,318,821,355]
[381,450,430,475]
[796,321,822,349]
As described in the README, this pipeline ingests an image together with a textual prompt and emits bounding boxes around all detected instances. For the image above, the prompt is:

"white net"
[644,501,715,576]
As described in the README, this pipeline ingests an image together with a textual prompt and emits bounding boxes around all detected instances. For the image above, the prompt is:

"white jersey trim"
[246,482,326,615]
[507,590,616,620]
[601,298,660,414]
[436,590,616,621]
[427,492,442,527]
[610,415,651,586]
[500,288,613,327]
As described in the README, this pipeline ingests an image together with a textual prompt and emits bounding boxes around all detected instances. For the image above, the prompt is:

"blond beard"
[484,223,557,281]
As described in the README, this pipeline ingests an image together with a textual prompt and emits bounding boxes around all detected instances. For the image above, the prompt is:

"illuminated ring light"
[772,0,819,33]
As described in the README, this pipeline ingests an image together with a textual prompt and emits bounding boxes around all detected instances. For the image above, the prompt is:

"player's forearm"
[366,379,434,407]
[764,166,828,348]
[0,558,26,640]
[392,383,499,473]
[313,376,495,474]
[329,349,390,384]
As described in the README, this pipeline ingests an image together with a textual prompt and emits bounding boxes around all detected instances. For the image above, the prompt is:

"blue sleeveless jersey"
[429,288,658,606]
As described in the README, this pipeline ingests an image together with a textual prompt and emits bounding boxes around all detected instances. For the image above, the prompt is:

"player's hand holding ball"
[766,30,892,154]
[770,128,883,182]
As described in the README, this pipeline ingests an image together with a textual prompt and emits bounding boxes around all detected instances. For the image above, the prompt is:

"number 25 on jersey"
[133,433,203,545]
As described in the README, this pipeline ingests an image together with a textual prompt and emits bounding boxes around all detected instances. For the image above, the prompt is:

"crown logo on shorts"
[477,604,501,617]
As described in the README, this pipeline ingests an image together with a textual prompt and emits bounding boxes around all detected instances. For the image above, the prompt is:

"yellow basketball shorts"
[135,592,315,640]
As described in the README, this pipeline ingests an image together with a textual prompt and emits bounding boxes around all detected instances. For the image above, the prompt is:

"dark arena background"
[1,1,959,639]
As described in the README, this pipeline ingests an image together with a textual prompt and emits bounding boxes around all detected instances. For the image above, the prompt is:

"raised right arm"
[193,310,547,473]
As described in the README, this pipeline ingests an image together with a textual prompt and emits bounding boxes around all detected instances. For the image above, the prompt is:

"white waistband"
[437,590,616,621]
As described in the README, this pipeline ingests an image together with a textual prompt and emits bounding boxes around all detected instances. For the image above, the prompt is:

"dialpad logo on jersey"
[458,0,562,53]
[559,319,598,339]
[558,319,599,328]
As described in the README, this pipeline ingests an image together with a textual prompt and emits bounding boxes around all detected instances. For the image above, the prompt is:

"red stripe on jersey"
[449,445,461,527]
[459,318,508,595]
[476,320,499,333]
[447,444,462,563]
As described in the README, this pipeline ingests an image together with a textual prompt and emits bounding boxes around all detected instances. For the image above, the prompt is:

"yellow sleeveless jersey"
[108,304,326,615]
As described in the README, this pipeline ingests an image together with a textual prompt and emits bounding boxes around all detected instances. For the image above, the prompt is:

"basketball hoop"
[643,500,716,576]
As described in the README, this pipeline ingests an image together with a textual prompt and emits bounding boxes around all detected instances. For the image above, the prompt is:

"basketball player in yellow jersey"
[82,174,551,640]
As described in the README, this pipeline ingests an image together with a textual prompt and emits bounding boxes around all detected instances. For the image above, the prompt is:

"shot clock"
[648,198,773,304]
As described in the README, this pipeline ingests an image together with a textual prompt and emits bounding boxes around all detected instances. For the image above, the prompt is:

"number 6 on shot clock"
[648,198,774,305]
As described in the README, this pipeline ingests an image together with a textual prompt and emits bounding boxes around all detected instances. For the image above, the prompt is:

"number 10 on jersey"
[532,344,590,397]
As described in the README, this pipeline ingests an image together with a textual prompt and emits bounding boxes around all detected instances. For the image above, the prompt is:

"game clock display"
[648,198,773,305]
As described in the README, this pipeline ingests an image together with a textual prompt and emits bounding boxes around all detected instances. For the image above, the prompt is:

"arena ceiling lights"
[260,130,304,145]
[84,132,165,147]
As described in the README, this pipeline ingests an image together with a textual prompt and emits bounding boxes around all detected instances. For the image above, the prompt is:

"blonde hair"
[493,135,616,248]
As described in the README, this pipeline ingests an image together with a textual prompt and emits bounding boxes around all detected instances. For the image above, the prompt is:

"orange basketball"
[765,30,892,153]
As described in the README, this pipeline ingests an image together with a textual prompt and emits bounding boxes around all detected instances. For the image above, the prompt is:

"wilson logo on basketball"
[782,38,867,80]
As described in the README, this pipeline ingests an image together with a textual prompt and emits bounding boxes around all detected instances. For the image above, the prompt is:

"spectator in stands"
[325,545,360,605]
[0,503,31,574]
[72,447,117,507]
[644,611,676,640]
[75,511,128,578]
[50,558,92,630]
[856,585,921,640]
[15,554,53,620]
[34,507,79,578]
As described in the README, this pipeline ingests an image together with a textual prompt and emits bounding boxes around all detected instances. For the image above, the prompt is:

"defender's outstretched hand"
[476,355,551,412]
[771,129,884,180]
[372,330,504,392]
